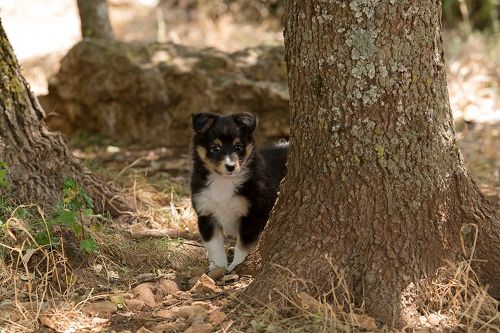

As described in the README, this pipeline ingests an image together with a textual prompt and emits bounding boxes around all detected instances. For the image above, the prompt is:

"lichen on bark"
[244,0,499,326]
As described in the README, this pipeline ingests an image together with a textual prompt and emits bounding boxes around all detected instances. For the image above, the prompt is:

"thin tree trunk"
[76,0,114,40]
[0,19,130,215]
[244,0,499,325]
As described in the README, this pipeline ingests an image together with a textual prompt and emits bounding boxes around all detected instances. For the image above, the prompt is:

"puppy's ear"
[192,113,218,134]
[233,112,257,134]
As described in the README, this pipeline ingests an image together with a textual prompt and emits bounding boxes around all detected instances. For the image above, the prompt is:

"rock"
[183,323,213,333]
[155,309,176,319]
[133,283,157,308]
[171,305,208,324]
[208,310,227,326]
[158,278,180,295]
[207,267,226,280]
[42,40,289,147]
[190,275,221,296]
[427,313,441,326]
[81,301,117,317]
[222,274,239,283]
[124,299,146,311]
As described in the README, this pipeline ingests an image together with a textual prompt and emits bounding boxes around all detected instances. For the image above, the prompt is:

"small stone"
[428,313,441,326]
[222,274,239,283]
[158,278,180,295]
[81,301,117,317]
[171,305,207,324]
[183,323,213,333]
[155,309,176,319]
[133,283,157,308]
[207,267,226,280]
[190,275,221,296]
[208,310,227,326]
[125,299,146,311]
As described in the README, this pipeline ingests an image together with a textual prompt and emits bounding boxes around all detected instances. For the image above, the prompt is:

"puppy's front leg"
[198,215,227,269]
[227,215,264,272]
[227,238,251,272]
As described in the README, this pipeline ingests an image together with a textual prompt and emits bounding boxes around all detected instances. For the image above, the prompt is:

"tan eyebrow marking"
[196,146,218,170]
[233,138,241,145]
[214,139,223,146]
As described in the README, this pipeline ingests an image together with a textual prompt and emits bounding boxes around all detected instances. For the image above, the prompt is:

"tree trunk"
[0,19,130,215]
[245,0,499,325]
[76,0,114,40]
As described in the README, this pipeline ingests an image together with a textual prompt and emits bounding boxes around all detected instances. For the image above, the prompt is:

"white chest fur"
[193,172,250,237]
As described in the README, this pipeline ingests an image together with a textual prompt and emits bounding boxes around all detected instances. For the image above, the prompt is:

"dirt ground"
[0,1,499,332]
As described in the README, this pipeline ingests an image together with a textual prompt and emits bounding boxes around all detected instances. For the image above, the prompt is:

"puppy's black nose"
[225,164,235,172]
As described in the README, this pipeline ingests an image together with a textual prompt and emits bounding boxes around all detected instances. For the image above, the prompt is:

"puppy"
[190,112,287,271]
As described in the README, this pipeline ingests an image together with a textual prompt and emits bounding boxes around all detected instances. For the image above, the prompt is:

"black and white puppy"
[190,112,287,271]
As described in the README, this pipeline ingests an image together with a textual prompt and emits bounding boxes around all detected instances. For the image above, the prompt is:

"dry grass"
[232,255,499,333]
[0,204,82,332]
[0,194,205,332]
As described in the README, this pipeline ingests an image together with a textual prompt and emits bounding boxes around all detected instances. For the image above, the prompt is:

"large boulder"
[41,39,289,146]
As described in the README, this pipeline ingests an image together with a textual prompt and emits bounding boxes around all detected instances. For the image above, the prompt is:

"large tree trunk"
[76,0,114,40]
[245,0,499,325]
[0,19,130,215]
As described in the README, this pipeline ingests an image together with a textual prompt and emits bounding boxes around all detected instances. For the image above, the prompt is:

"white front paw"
[227,262,237,272]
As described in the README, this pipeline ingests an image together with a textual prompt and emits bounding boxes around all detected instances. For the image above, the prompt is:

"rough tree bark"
[0,19,130,215]
[76,0,114,40]
[244,0,499,325]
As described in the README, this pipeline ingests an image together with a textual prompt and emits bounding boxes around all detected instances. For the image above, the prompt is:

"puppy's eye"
[234,144,243,153]
[209,145,221,154]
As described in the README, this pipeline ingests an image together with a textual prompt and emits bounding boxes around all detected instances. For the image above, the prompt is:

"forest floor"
[1,1,499,332]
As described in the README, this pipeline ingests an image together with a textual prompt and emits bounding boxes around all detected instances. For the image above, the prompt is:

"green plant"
[36,178,100,253]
